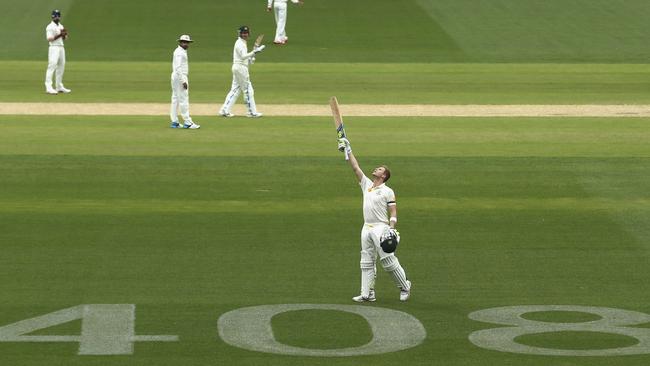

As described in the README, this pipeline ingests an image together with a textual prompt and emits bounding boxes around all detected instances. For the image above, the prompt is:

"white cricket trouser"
[273,2,288,42]
[170,74,193,123]
[359,223,410,297]
[220,64,257,115]
[45,46,66,90]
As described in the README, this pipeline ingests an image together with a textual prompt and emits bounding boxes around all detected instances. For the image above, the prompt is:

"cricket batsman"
[218,26,265,118]
[338,137,412,302]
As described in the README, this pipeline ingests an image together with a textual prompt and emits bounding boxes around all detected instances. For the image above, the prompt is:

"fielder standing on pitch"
[338,137,412,302]
[170,35,200,129]
[266,0,303,45]
[218,26,265,118]
[44,10,71,95]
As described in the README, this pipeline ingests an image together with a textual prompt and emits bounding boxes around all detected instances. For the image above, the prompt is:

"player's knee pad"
[380,255,400,272]
[360,260,374,270]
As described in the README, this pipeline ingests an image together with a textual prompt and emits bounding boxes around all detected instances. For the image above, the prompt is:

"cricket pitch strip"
[1,103,650,117]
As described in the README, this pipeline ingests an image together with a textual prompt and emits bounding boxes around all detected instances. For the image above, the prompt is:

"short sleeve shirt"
[360,176,396,224]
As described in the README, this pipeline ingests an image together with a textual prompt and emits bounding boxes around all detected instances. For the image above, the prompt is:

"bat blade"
[254,34,265,47]
[330,96,349,160]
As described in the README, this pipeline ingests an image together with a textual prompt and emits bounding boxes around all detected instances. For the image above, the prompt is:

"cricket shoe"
[399,280,411,302]
[57,87,71,93]
[219,111,235,118]
[46,88,58,95]
[273,40,285,45]
[183,122,200,129]
[352,289,376,303]
[170,121,182,128]
[247,112,263,118]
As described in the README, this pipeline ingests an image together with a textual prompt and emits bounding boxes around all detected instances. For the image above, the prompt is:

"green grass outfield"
[3,61,650,104]
[1,116,650,366]
[3,0,650,365]
[6,0,650,63]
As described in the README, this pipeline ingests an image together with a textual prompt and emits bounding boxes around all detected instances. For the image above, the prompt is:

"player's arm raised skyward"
[343,143,364,183]
[336,135,363,182]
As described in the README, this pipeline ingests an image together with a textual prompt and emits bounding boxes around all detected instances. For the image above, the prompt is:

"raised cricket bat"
[254,34,264,48]
[250,34,264,65]
[330,96,349,161]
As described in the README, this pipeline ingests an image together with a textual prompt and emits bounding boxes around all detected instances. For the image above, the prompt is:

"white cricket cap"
[178,34,194,42]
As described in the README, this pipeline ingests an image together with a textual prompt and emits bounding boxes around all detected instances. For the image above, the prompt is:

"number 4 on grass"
[0,304,178,355]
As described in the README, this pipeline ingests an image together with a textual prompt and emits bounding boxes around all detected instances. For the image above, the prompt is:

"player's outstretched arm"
[347,151,364,183]
[338,138,363,182]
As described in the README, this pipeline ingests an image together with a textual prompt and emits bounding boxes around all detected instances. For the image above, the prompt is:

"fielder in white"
[170,35,200,129]
[45,10,70,95]
[219,26,265,118]
[338,137,412,302]
[266,0,303,45]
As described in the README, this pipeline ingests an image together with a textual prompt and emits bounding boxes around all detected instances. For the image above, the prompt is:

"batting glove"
[382,228,400,244]
[389,228,400,242]
[379,227,401,253]
[337,138,352,154]
[254,45,266,53]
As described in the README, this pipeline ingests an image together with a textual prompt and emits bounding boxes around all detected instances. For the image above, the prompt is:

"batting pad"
[360,250,374,265]
[360,260,375,297]
[380,255,409,290]
[360,260,374,269]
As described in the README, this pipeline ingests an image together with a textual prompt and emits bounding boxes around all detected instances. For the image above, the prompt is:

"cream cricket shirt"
[360,176,396,225]
[233,38,256,66]
[46,21,65,46]
[172,46,189,84]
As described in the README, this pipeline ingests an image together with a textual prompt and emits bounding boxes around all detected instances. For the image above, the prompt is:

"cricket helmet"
[51,9,61,18]
[238,25,250,36]
[380,230,400,253]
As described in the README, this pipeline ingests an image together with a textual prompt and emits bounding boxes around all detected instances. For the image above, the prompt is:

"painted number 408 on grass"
[2,304,650,357]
